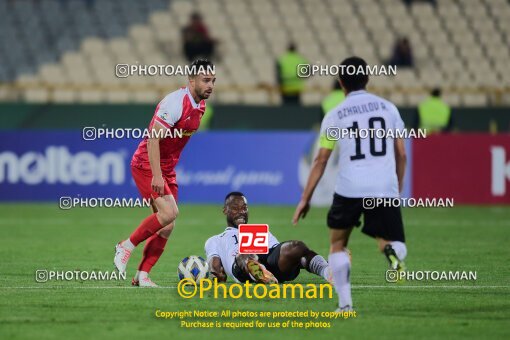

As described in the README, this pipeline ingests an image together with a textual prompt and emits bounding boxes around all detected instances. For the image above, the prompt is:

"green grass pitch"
[0,204,509,339]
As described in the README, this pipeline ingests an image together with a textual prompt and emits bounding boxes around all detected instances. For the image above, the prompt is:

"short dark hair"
[189,59,214,77]
[224,192,245,203]
[431,88,441,97]
[338,56,369,92]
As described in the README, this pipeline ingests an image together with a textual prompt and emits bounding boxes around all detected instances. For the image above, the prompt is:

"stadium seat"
[53,90,78,103]
[0,0,506,106]
[462,93,488,107]
[105,90,132,104]
[24,89,49,103]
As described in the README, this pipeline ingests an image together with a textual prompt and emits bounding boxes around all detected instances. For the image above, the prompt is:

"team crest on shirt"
[181,130,195,137]
[159,112,168,121]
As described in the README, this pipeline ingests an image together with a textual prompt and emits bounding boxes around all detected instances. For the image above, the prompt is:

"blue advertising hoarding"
[0,131,411,204]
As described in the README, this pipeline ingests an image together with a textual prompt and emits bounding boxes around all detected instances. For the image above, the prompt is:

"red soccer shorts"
[131,165,178,202]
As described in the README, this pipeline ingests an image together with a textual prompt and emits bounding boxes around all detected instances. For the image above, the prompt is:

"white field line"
[0,285,508,290]
[1,216,509,227]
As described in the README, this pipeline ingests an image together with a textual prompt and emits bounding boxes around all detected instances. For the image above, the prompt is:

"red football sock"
[138,234,168,273]
[129,213,164,247]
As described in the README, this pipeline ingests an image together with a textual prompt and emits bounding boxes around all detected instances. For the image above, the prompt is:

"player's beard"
[230,214,248,227]
[197,86,212,100]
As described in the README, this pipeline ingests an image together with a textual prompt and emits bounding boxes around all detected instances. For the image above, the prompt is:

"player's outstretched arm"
[394,138,407,193]
[209,256,227,282]
[293,147,333,225]
[148,121,166,195]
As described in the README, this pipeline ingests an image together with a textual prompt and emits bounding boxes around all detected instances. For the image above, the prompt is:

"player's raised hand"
[292,200,310,225]
[151,175,165,196]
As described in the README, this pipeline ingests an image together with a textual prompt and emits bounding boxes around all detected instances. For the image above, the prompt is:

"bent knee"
[284,240,309,256]
[157,208,178,225]
[158,223,175,238]
[288,240,307,250]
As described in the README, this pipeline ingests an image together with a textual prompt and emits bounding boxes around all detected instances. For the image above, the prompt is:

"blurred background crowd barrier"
[0,0,509,204]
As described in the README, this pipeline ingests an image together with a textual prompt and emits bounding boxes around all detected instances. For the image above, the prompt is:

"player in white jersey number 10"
[293,57,408,312]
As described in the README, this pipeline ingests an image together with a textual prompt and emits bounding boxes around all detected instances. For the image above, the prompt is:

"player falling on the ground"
[205,192,331,284]
[293,57,408,311]
[114,59,216,287]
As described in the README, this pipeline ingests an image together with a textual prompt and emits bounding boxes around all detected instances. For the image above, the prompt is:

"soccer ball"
[177,255,209,282]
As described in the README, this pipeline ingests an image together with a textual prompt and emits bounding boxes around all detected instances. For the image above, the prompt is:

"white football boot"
[113,242,132,274]
[138,272,158,288]
[335,305,354,313]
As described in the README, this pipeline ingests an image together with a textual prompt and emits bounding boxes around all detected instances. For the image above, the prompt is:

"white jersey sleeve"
[204,235,221,260]
[204,228,240,282]
[320,110,336,136]
[318,111,339,150]
[268,232,279,249]
[154,90,184,128]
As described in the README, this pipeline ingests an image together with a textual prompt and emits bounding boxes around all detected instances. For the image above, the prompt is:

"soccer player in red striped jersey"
[114,59,215,287]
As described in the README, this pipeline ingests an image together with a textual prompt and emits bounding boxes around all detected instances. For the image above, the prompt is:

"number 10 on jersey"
[238,224,269,254]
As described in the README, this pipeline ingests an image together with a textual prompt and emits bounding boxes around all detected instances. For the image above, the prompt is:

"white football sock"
[390,241,407,260]
[139,271,149,280]
[122,239,135,251]
[321,266,331,282]
[329,251,352,308]
[306,255,329,280]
